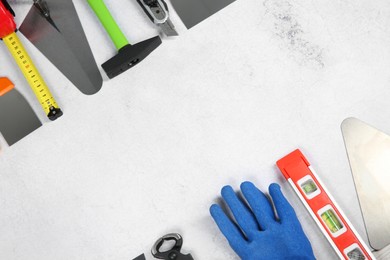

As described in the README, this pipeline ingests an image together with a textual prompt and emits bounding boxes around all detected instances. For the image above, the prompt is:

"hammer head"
[102,36,162,79]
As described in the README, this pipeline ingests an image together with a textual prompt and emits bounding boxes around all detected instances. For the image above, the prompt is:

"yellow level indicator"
[3,32,62,121]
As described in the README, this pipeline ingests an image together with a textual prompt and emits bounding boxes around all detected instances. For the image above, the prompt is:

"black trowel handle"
[87,0,130,50]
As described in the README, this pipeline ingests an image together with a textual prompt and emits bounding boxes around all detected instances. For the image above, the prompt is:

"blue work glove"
[210,182,315,260]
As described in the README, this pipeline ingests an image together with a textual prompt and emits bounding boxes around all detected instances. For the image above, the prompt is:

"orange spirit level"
[276,149,376,260]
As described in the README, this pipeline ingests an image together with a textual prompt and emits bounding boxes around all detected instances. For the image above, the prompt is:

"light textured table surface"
[1,0,390,259]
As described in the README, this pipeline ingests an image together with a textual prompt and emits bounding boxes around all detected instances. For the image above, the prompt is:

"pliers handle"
[151,233,194,260]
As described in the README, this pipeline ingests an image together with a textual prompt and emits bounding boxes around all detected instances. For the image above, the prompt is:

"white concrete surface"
[1,0,390,259]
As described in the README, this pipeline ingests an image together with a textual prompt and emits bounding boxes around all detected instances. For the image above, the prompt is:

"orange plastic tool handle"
[0,77,14,96]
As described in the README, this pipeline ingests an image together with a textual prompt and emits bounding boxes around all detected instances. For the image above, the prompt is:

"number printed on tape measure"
[3,32,61,116]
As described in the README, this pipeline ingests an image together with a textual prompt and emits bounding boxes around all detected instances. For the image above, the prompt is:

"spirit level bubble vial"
[276,149,376,260]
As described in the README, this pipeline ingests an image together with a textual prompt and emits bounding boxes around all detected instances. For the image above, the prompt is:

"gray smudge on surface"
[264,0,324,68]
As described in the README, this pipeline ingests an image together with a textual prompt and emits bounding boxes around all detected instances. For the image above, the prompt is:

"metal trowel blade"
[341,117,390,250]
[19,1,102,95]
[0,89,42,146]
[170,0,236,29]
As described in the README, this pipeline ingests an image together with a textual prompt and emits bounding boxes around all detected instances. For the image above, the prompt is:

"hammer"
[87,0,162,79]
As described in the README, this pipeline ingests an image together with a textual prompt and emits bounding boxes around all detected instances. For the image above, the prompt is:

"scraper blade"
[0,78,42,146]
[19,1,102,95]
[342,117,390,250]
[170,0,236,29]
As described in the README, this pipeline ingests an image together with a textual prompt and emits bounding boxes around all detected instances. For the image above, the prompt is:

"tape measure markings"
[3,32,62,120]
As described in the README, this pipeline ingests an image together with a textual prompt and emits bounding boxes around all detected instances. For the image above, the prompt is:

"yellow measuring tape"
[3,32,62,120]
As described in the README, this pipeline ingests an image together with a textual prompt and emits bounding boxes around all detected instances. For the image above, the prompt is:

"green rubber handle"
[87,0,129,50]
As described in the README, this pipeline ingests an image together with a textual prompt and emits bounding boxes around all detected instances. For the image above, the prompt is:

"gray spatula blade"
[0,90,42,146]
[170,0,236,29]
[341,118,390,250]
[48,0,102,86]
[19,2,102,95]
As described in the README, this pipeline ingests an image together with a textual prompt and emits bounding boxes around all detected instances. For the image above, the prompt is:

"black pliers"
[151,233,194,260]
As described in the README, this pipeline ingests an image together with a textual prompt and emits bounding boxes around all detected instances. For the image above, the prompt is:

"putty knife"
[19,0,102,95]
[342,117,390,250]
[170,0,236,29]
[0,77,42,146]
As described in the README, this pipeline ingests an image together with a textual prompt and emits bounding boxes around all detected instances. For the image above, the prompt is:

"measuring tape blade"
[3,32,62,121]
[276,150,376,260]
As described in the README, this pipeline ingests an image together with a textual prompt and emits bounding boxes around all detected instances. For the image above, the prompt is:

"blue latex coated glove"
[210,182,315,260]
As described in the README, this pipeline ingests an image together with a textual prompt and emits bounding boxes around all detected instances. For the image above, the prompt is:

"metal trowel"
[341,117,390,250]
[0,77,42,146]
[170,0,236,29]
[19,0,102,95]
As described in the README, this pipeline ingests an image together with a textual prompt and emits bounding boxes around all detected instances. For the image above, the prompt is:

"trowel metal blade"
[19,1,102,95]
[341,117,390,250]
[0,89,42,146]
[170,0,236,29]
[133,254,145,260]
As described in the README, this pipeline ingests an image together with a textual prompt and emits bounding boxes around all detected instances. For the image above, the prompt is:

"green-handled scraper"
[87,0,162,79]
